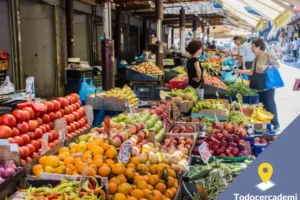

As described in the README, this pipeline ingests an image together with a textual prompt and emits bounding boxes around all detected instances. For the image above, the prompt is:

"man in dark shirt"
[209,40,216,50]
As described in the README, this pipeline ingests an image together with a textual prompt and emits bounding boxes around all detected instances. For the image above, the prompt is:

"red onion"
[0,166,4,176]
[2,168,15,178]
[4,160,16,171]
[0,177,4,183]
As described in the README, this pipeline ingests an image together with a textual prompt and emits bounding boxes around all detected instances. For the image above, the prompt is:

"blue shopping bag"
[79,76,94,104]
[265,66,284,89]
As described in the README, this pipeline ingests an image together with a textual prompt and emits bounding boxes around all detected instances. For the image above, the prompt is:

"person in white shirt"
[233,36,255,70]
[292,37,298,62]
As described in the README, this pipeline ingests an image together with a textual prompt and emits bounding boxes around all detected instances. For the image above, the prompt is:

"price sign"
[198,142,211,164]
[83,105,93,125]
[58,129,67,142]
[78,161,88,195]
[41,133,49,153]
[0,139,9,146]
[118,141,131,163]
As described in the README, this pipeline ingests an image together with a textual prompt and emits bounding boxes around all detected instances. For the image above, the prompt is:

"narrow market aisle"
[276,62,300,133]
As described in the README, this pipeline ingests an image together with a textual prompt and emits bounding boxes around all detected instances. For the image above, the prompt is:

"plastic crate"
[0,51,9,60]
[0,60,8,70]
[132,83,155,101]
[154,87,171,100]
[65,78,91,95]
[66,69,94,79]
[93,76,102,88]
[242,95,259,104]
[169,78,188,89]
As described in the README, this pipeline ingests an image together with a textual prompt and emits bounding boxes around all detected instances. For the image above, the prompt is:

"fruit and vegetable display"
[0,160,21,183]
[245,106,274,123]
[192,122,249,157]
[176,116,216,127]
[171,124,197,134]
[201,61,222,68]
[0,93,89,165]
[192,100,228,113]
[225,82,257,96]
[105,85,139,106]
[183,158,253,200]
[203,74,227,89]
[131,62,162,74]
[169,88,198,102]
[204,67,222,77]
[227,111,246,125]
[23,177,105,200]
[254,136,277,145]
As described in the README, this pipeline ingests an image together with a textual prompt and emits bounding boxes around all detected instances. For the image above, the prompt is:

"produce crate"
[66,69,94,79]
[168,122,200,139]
[126,67,162,82]
[164,70,180,82]
[86,92,105,110]
[132,83,155,101]
[203,84,226,97]
[0,51,9,60]
[154,86,171,100]
[169,77,188,89]
[0,60,8,70]
[227,95,259,104]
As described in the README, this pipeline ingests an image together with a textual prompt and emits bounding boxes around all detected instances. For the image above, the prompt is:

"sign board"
[198,142,211,164]
[0,140,20,166]
[118,141,131,163]
[54,118,67,142]
[25,77,35,101]
[83,105,94,125]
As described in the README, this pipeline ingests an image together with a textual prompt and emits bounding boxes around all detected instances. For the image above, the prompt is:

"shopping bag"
[0,76,15,95]
[89,79,96,92]
[222,71,238,84]
[265,66,284,89]
[79,76,93,104]
[293,79,300,91]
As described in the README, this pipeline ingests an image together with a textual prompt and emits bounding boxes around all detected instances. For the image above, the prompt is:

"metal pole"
[171,28,174,46]
[201,25,205,43]
[180,8,185,53]
[207,26,210,45]
[143,19,148,51]
[193,18,197,40]
[103,1,112,40]
[155,0,163,70]
[66,0,74,58]
[116,11,121,60]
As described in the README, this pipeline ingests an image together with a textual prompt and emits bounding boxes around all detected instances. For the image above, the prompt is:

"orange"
[101,142,110,151]
[91,146,104,155]
[58,161,65,166]
[118,174,127,183]
[133,175,144,185]
[108,182,118,195]
[75,143,87,153]
[165,189,174,199]
[58,147,69,154]
[82,152,92,162]
[44,166,54,173]
[137,181,148,190]
[89,164,98,172]
[149,175,159,186]
[171,187,177,195]
[35,169,43,178]
[111,163,125,175]
[32,164,43,175]
[137,164,148,172]
[129,157,140,166]
[148,185,154,190]
[127,163,136,169]
[143,175,150,183]
[142,189,152,198]
[167,169,176,178]
[64,157,75,165]
[93,159,104,168]
[127,197,137,200]
[87,142,98,151]
[124,167,135,180]
[149,164,158,174]
[155,183,166,194]
[167,176,175,188]
[117,183,131,195]
[38,156,47,165]
[86,158,94,165]
[98,165,111,177]
[94,138,105,146]
[105,147,118,159]
[149,190,162,200]
[93,154,103,160]
[113,193,126,200]
[109,176,122,186]
[131,189,144,200]
[106,159,115,166]
[74,157,82,163]
[42,156,59,168]
[174,182,179,189]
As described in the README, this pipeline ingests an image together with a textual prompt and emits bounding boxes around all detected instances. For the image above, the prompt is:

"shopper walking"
[234,38,280,131]
[292,37,299,62]
[184,40,204,100]
[233,36,255,71]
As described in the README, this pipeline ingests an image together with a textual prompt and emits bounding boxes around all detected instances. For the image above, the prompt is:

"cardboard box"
[177,100,193,113]
[169,122,200,139]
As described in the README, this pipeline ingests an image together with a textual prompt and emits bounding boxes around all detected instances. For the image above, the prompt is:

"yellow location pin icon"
[258,163,273,184]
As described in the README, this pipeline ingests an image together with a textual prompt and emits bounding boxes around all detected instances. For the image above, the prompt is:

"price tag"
[58,129,67,142]
[163,122,166,129]
[0,139,9,145]
[41,133,49,153]
[25,77,35,101]
[83,105,93,125]
[118,141,131,163]
[78,161,88,195]
[198,142,211,164]
[9,144,19,152]
[214,112,219,123]
[215,91,219,99]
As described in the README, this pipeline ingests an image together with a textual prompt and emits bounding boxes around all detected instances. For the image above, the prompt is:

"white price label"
[0,139,9,145]
[198,142,211,164]
[83,105,93,125]
[118,141,132,163]
[41,133,49,153]
[58,128,67,142]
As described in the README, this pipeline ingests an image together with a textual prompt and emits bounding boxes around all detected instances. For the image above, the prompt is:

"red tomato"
[53,140,60,145]
[70,123,76,132]
[76,130,82,134]
[32,101,47,113]
[38,126,46,134]
[50,130,58,140]
[73,122,80,130]
[8,137,15,143]
[37,139,42,147]
[17,122,29,134]
[55,111,62,119]
[71,104,77,112]
[69,114,74,123]
[65,95,74,105]
[30,140,40,151]
[74,102,80,110]
[43,124,50,132]
[66,134,72,139]
[26,144,35,155]
[28,120,38,131]
[64,115,71,125]
[20,134,30,145]
[82,127,87,131]
[19,147,24,158]
[12,127,20,136]
[56,97,68,108]
[68,105,74,113]
[78,100,82,106]
[70,93,80,102]
[27,132,35,140]
[22,110,30,122]
[72,112,80,121]
[71,132,77,136]
[14,136,23,146]
[31,152,39,159]
[48,122,54,130]
[78,120,83,128]
[64,107,70,115]
[48,112,56,121]
[76,109,84,118]
[67,126,71,133]
[41,114,50,123]
[0,114,16,128]
[60,109,64,116]
[16,102,32,109]
[36,117,43,126]
[85,124,90,129]
[80,108,86,116]
[82,117,88,124]
[48,142,56,149]
[51,100,61,111]
[0,125,12,139]
[21,159,26,165]
[26,157,32,163]
[44,101,54,113]
[22,107,35,120]
[34,128,43,139]
[12,110,25,123]
[48,132,53,142]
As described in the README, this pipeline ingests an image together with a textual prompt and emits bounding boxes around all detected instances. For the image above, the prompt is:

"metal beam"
[283,0,300,7]
[66,0,75,58]
[270,0,297,13]
[77,0,97,5]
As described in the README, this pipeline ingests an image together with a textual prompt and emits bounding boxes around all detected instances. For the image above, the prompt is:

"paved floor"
[276,61,300,133]
[281,61,300,70]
